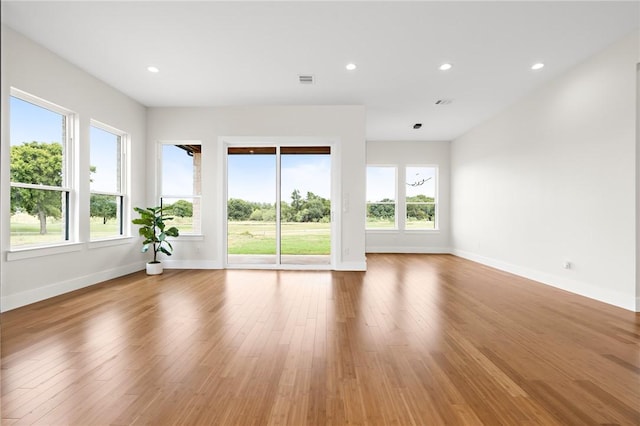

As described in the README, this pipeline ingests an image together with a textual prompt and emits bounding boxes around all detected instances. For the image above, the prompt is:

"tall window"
[366,166,396,229]
[160,143,202,234]
[90,122,126,240]
[405,166,437,229]
[9,92,74,247]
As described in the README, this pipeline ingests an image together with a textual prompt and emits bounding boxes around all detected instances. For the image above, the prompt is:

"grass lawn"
[228,221,330,255]
[10,213,66,246]
[10,214,330,254]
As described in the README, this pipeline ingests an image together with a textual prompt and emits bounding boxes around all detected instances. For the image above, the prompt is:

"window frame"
[89,120,128,240]
[158,141,203,236]
[365,165,398,230]
[9,88,76,248]
[404,164,439,231]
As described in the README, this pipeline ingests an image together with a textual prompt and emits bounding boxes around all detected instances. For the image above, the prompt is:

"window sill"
[89,236,136,249]
[366,229,440,234]
[6,242,84,261]
[169,234,204,241]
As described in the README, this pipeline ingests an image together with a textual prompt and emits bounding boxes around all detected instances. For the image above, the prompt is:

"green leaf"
[132,205,180,260]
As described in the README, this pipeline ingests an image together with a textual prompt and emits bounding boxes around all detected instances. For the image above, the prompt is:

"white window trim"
[7,242,83,261]
[88,236,136,249]
[158,140,203,236]
[365,163,440,233]
[89,119,129,241]
[405,164,439,231]
[9,88,76,249]
[366,164,398,230]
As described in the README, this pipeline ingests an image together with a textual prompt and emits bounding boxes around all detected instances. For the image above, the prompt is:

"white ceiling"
[1,1,638,141]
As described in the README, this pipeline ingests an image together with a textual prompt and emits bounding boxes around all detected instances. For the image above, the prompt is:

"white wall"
[146,105,367,271]
[366,140,450,253]
[636,63,640,311]
[451,31,639,311]
[0,26,148,311]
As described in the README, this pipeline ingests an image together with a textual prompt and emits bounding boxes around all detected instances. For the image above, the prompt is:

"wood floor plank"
[2,254,639,425]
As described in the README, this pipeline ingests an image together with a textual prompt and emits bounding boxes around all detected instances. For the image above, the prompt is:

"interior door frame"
[219,136,340,270]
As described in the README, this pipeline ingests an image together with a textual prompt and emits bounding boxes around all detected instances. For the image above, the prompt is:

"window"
[366,166,396,229]
[90,122,126,240]
[405,166,437,229]
[160,143,202,234]
[366,164,439,232]
[9,92,74,248]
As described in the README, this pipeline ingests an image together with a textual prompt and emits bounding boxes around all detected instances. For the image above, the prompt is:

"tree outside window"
[9,93,72,247]
[366,166,396,229]
[405,166,437,229]
[90,123,126,240]
[160,143,202,234]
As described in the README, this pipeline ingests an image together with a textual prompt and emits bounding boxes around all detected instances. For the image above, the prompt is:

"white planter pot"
[146,262,163,275]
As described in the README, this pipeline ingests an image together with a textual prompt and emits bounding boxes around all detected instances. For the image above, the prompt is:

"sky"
[406,166,436,198]
[162,145,194,196]
[367,165,436,202]
[228,154,331,204]
[90,126,120,193]
[11,96,121,191]
[10,96,64,147]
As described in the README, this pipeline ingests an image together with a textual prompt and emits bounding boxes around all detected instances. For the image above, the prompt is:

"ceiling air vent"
[298,74,314,85]
[435,99,453,105]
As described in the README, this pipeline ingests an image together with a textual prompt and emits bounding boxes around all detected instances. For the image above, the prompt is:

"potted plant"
[132,206,179,275]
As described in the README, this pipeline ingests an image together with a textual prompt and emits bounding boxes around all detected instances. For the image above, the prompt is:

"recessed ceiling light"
[147,66,160,73]
[439,63,453,71]
[531,63,545,70]
[346,63,357,71]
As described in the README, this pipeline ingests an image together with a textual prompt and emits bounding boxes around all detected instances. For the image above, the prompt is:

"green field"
[10,213,65,246]
[10,215,330,254]
[10,214,127,246]
[11,213,432,250]
[227,221,330,255]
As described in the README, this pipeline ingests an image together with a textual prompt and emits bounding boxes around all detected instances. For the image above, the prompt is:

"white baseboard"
[366,246,452,254]
[162,259,223,269]
[1,261,145,312]
[452,248,637,312]
[335,260,367,271]
[167,259,366,271]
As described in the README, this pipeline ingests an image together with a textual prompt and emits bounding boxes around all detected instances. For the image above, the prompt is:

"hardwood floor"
[1,254,638,425]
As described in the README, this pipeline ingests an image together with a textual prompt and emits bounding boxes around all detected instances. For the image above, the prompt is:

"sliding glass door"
[280,147,331,265]
[227,147,277,265]
[226,146,331,267]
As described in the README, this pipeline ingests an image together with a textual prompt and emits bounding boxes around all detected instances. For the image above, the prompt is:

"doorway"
[226,145,332,268]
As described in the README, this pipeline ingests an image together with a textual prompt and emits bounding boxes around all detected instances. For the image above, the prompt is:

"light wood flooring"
[1,254,639,425]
